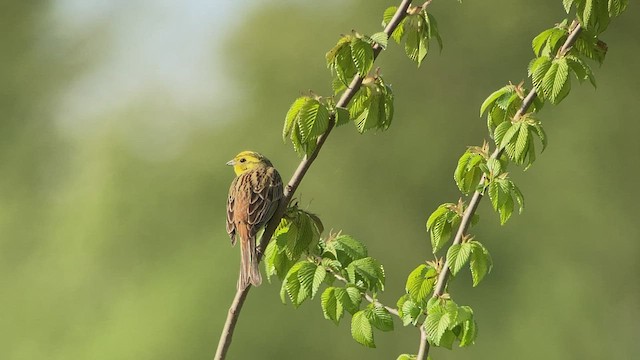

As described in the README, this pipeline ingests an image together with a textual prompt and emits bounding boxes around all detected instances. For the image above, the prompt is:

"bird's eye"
[239,158,246,163]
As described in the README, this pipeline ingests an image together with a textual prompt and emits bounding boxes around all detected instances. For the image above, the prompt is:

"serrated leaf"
[382,6,397,28]
[348,87,370,120]
[532,122,548,151]
[550,58,570,104]
[459,320,477,347]
[470,241,492,286]
[400,298,421,326]
[480,85,511,116]
[425,12,443,51]
[499,122,520,151]
[297,99,319,143]
[366,303,394,332]
[447,242,473,275]
[370,32,389,49]
[531,56,552,95]
[321,287,344,325]
[493,120,511,147]
[310,102,330,137]
[348,257,384,291]
[511,182,525,214]
[406,264,438,305]
[336,286,362,314]
[328,234,368,265]
[531,28,554,56]
[312,265,326,298]
[514,123,530,163]
[351,310,375,348]
[297,261,317,301]
[424,305,451,346]
[350,37,374,76]
[284,96,310,140]
[563,0,575,13]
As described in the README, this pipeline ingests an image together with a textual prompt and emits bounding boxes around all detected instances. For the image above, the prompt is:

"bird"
[226,151,284,290]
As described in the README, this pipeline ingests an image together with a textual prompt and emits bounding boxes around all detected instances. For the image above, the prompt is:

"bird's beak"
[226,159,235,166]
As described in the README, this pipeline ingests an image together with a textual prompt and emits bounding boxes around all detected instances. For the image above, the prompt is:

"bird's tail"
[238,235,262,290]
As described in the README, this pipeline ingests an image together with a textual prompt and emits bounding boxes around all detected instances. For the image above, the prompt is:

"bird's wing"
[226,176,238,245]
[247,167,284,236]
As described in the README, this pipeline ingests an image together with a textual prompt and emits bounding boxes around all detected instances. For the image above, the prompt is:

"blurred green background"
[2,0,639,359]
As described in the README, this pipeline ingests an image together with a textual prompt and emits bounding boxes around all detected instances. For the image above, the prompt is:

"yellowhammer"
[226,151,283,289]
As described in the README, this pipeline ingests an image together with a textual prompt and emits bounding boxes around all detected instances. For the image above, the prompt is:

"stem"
[417,325,430,360]
[213,2,413,359]
[425,22,583,358]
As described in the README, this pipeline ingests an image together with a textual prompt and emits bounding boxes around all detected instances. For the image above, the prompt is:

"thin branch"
[417,325,430,360]
[426,22,583,357]
[213,2,413,359]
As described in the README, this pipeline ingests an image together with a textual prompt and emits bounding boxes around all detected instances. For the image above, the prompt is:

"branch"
[425,21,583,357]
[417,325,430,360]
[214,2,413,359]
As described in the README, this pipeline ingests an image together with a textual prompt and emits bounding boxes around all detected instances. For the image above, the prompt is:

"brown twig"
[417,325,430,360]
[213,1,414,359]
[424,22,583,359]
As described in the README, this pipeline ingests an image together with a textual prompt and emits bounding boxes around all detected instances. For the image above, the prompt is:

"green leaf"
[347,257,385,291]
[336,285,362,314]
[334,106,351,126]
[530,56,552,96]
[350,37,374,76]
[608,0,628,17]
[321,287,344,325]
[469,241,492,286]
[493,120,511,147]
[499,122,521,151]
[326,234,368,265]
[514,122,530,163]
[382,6,397,28]
[532,122,548,152]
[480,85,511,116]
[406,264,438,305]
[549,58,570,104]
[351,310,375,348]
[366,303,394,331]
[297,99,318,143]
[566,55,596,88]
[425,12,443,51]
[424,304,452,346]
[399,297,421,326]
[297,261,317,301]
[282,261,303,306]
[563,0,575,13]
[531,28,554,56]
[348,87,370,121]
[396,355,417,360]
[459,320,478,347]
[370,32,389,49]
[312,265,326,298]
[427,204,458,253]
[284,96,310,140]
[447,242,473,275]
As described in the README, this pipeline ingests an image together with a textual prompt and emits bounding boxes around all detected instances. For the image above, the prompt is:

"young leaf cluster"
[564,0,628,34]
[264,206,324,282]
[397,262,479,348]
[278,231,390,348]
[382,5,443,66]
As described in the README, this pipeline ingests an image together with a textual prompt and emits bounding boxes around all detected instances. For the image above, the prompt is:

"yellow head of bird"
[226,151,272,175]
